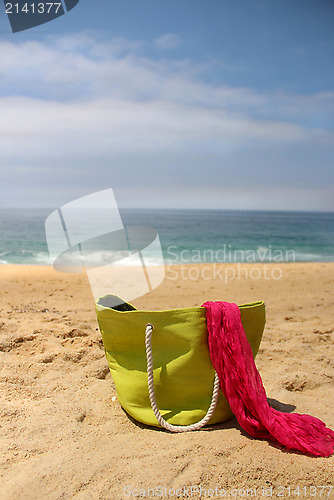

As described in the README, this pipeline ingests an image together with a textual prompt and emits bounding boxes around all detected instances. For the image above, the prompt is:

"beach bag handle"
[145,323,220,432]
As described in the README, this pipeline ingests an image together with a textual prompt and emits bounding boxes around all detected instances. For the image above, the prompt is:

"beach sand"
[0,263,333,499]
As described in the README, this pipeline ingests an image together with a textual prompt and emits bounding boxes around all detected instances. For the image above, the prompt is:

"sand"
[0,263,333,499]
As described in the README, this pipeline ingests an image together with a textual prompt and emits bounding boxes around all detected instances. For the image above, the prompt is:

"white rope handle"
[145,323,220,432]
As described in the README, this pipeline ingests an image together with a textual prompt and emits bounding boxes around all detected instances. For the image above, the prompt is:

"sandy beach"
[0,263,333,499]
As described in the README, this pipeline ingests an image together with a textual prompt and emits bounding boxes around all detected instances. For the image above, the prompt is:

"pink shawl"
[202,301,334,457]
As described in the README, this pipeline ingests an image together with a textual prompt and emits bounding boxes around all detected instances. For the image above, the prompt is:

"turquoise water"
[0,208,334,265]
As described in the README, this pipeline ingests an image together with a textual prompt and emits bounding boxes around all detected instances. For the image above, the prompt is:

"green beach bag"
[96,294,265,430]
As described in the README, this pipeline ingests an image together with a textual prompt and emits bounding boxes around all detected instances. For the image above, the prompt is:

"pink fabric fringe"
[202,301,334,457]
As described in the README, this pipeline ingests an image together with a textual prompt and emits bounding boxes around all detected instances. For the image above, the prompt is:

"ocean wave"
[1,247,334,266]
[1,208,334,265]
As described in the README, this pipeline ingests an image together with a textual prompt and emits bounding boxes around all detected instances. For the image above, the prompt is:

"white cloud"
[0,32,333,209]
[153,33,181,50]
[0,31,333,125]
[0,94,321,167]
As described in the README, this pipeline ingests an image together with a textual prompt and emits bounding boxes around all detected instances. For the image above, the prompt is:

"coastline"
[1,263,333,498]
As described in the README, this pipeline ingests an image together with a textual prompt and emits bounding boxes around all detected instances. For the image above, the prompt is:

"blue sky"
[0,0,333,210]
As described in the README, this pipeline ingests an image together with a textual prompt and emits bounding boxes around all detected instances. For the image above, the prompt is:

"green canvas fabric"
[96,295,266,427]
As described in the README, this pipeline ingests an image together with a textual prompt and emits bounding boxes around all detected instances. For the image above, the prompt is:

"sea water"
[0,208,333,265]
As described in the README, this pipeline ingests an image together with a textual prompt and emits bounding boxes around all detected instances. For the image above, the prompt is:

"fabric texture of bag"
[95,294,265,427]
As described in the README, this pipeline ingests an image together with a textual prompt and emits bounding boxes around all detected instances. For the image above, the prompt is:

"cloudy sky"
[0,0,333,210]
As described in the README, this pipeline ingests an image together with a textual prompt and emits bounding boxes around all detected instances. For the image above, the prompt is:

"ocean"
[0,208,334,266]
